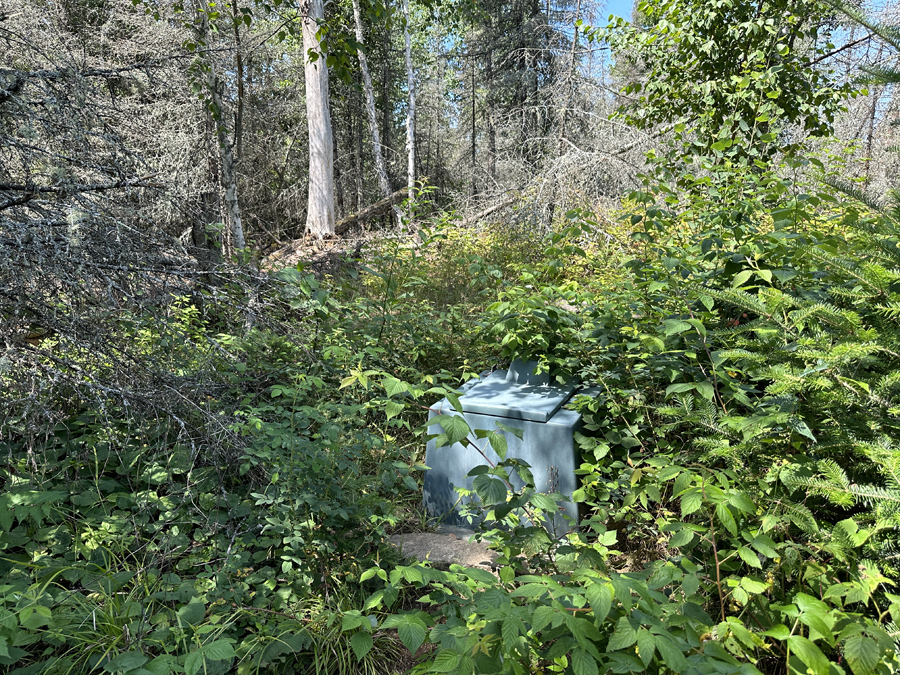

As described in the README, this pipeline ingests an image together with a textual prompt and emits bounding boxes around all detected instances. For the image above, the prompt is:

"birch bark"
[352,0,392,199]
[401,0,416,208]
[303,0,335,237]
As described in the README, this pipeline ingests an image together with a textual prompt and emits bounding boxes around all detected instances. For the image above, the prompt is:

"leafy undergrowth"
[4,166,900,675]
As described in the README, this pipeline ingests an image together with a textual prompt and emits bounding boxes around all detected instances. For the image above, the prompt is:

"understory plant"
[361,156,900,674]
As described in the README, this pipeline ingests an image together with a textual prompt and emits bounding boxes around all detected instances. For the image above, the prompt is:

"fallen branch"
[334,186,408,235]
[461,196,517,227]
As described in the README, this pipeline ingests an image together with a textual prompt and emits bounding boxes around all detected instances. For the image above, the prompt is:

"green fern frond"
[858,64,900,85]
[710,316,781,339]
[714,348,760,361]
[821,176,887,212]
[777,500,820,534]
[874,370,900,399]
[818,459,851,487]
[820,341,881,367]
[788,302,861,333]
[871,239,900,267]
[829,285,882,302]
[800,246,883,294]
[874,301,900,319]
[845,483,900,509]
[781,474,855,507]
[700,287,778,321]
[756,286,795,313]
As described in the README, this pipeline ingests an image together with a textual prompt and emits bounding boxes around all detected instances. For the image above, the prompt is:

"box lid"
[459,360,576,423]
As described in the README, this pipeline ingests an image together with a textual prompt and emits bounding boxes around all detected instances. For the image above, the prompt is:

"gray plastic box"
[423,360,583,535]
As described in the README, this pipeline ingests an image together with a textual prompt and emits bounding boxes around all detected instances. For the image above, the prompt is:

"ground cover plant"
[3,164,900,674]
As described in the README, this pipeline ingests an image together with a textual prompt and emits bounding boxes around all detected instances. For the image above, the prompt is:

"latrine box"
[423,360,583,535]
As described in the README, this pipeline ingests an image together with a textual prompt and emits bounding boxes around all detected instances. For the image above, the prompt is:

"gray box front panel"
[423,406,581,535]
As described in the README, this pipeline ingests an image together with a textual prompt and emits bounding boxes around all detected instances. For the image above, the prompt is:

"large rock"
[387,527,496,570]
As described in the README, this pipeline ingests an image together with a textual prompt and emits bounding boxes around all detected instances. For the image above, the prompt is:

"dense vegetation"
[3,0,900,673]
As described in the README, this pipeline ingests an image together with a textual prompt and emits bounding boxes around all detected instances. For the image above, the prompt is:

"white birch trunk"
[401,0,416,209]
[352,0,392,199]
[303,0,335,238]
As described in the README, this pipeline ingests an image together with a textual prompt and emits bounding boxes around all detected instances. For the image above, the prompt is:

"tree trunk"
[485,45,496,181]
[556,0,582,155]
[230,0,245,162]
[401,0,416,210]
[303,0,335,238]
[196,4,245,250]
[352,0,393,199]
[470,56,477,197]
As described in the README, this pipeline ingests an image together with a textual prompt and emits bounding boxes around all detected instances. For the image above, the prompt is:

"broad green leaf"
[495,421,524,440]
[530,493,558,512]
[664,319,692,336]
[531,605,556,633]
[741,577,769,594]
[669,528,695,548]
[104,652,148,672]
[725,618,762,649]
[732,270,753,288]
[184,651,203,675]
[667,382,698,397]
[488,430,508,460]
[681,489,702,517]
[444,391,463,413]
[843,634,880,675]
[464,567,498,584]
[654,635,688,672]
[145,655,178,675]
[342,612,367,632]
[682,574,700,597]
[363,590,384,610]
[350,631,373,661]
[177,598,206,626]
[715,502,738,536]
[787,636,829,675]
[382,377,408,397]
[636,629,656,666]
[585,582,613,622]
[606,616,638,651]
[0,609,15,632]
[750,534,779,558]
[572,648,599,675]
[385,400,405,421]
[433,414,469,445]
[396,616,427,654]
[511,584,548,598]
[472,475,507,505]
[737,546,762,568]
[799,612,834,648]
[694,381,715,400]
[430,650,461,672]
[203,640,235,661]
[729,492,756,514]
[763,624,791,640]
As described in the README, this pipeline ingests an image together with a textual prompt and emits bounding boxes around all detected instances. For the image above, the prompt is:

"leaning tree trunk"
[303,0,335,238]
[401,0,416,211]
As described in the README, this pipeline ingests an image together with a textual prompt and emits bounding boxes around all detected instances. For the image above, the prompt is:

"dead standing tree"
[0,5,272,450]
